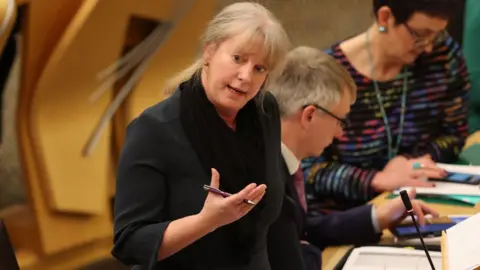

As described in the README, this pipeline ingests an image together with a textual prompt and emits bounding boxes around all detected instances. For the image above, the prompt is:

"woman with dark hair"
[303,0,470,209]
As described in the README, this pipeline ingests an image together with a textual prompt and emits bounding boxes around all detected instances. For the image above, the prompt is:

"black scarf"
[179,74,266,263]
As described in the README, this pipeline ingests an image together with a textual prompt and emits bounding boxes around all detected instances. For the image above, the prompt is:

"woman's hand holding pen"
[198,168,267,231]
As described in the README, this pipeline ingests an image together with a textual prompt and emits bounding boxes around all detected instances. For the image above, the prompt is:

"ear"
[299,105,316,129]
[203,42,217,64]
[377,6,394,28]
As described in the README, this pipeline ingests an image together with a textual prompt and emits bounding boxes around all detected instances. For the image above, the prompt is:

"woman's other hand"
[371,154,446,192]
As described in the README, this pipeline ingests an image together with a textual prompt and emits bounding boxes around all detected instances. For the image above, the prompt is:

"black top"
[112,90,284,270]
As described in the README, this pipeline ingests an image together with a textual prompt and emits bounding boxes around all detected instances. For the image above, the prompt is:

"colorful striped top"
[302,35,470,209]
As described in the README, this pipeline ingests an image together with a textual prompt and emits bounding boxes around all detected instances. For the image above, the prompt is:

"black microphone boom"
[399,190,436,270]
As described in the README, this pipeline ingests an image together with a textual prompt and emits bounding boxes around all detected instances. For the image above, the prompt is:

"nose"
[238,64,253,82]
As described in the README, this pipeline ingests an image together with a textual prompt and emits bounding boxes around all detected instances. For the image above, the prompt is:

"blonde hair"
[165,2,290,94]
[266,46,357,117]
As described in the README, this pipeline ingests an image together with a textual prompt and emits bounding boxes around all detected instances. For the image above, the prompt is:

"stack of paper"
[342,246,442,270]
[395,163,480,201]
[437,163,480,174]
[445,213,480,270]
[396,181,480,196]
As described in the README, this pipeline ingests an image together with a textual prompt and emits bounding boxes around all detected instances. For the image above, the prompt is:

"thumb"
[210,168,220,188]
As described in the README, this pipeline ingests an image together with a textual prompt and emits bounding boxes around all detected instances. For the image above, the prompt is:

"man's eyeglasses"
[303,104,348,129]
[403,23,447,48]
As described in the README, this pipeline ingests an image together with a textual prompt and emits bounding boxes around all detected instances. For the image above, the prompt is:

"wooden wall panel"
[14,0,217,260]
[124,0,216,123]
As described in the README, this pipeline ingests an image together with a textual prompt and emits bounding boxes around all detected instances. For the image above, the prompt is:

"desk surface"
[321,192,480,269]
[322,131,480,269]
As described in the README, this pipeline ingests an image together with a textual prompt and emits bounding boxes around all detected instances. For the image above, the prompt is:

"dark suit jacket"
[112,90,285,270]
[267,162,382,270]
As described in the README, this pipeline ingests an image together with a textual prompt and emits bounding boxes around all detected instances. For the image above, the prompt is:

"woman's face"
[383,11,448,64]
[201,35,269,118]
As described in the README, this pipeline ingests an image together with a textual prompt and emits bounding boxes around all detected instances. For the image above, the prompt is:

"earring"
[204,62,209,67]
[378,26,388,33]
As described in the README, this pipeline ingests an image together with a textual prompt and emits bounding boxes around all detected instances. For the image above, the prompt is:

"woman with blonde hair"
[112,2,290,270]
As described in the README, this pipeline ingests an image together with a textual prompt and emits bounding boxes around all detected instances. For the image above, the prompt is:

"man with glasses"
[303,0,470,211]
[266,46,438,270]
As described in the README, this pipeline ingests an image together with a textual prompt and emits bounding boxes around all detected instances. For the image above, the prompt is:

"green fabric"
[457,143,480,165]
[464,0,480,133]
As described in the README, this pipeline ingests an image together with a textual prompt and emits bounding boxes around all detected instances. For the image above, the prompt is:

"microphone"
[400,190,436,270]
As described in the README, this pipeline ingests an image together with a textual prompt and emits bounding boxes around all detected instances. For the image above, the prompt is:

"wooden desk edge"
[441,231,448,270]
[321,189,480,268]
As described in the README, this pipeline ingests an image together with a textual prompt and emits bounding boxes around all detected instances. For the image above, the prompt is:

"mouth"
[227,85,247,95]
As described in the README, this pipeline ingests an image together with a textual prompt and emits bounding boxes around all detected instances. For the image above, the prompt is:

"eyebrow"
[410,27,442,35]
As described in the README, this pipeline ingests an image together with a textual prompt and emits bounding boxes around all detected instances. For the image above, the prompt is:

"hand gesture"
[375,189,440,230]
[371,154,446,192]
[198,169,267,231]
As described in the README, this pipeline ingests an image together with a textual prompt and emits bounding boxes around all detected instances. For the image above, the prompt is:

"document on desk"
[446,212,480,270]
[395,181,480,196]
[436,163,480,175]
[394,163,480,197]
[342,246,442,270]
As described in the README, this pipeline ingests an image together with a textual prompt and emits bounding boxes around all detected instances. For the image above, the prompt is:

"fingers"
[407,188,417,200]
[420,154,432,160]
[247,184,267,204]
[411,200,426,226]
[239,185,267,213]
[411,200,439,226]
[419,202,439,218]
[409,157,447,179]
[410,167,445,179]
[226,183,257,205]
[405,178,435,188]
[210,168,220,188]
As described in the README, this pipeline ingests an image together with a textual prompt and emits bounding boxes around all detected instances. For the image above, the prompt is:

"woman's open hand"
[198,168,267,231]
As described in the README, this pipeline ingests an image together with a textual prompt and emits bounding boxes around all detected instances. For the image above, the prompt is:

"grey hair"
[266,46,357,117]
[164,2,290,94]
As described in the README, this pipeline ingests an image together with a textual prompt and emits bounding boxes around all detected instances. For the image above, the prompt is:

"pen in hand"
[203,184,256,205]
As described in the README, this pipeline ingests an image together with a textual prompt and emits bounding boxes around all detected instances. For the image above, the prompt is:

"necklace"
[365,30,408,160]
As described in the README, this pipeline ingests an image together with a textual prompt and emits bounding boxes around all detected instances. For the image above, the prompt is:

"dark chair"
[0,220,19,270]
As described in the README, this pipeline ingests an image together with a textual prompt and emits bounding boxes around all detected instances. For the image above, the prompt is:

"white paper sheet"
[436,163,480,175]
[342,246,442,270]
[446,212,480,270]
[394,181,480,196]
[393,163,480,197]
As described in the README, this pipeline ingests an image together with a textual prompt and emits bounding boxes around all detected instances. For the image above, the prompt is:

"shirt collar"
[281,142,300,175]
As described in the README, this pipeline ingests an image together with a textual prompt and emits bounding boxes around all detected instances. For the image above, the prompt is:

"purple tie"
[293,168,307,212]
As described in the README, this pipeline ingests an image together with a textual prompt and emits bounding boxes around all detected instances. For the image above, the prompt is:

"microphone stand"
[400,190,436,270]
[407,210,436,270]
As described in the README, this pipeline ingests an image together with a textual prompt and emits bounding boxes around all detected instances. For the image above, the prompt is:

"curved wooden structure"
[0,0,15,53]
[0,0,216,268]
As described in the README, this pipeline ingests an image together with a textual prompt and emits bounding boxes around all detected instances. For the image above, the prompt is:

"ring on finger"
[412,161,424,170]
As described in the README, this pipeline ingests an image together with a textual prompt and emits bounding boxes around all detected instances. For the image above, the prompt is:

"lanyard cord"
[365,30,408,160]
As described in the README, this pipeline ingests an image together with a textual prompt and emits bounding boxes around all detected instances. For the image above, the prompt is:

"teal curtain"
[463,0,480,133]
